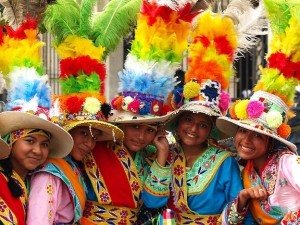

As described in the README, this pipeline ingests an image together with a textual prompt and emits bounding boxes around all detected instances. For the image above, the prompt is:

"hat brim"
[165,102,220,132]
[63,120,124,142]
[216,117,297,153]
[0,111,74,158]
[0,138,10,159]
[108,110,172,124]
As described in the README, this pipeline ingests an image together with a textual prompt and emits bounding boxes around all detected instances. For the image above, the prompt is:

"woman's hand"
[153,129,169,167]
[237,185,268,212]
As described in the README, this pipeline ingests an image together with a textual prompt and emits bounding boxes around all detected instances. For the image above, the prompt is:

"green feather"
[263,0,291,34]
[61,73,100,94]
[43,0,80,45]
[78,0,99,38]
[92,0,141,59]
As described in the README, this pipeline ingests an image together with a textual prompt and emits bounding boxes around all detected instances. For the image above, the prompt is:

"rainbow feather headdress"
[109,0,198,123]
[169,10,238,117]
[0,16,73,158]
[217,0,300,152]
[43,0,142,141]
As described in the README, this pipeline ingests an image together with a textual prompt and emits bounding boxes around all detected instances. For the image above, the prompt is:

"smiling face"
[176,112,213,149]
[234,127,270,165]
[122,124,157,154]
[11,134,50,177]
[69,126,102,161]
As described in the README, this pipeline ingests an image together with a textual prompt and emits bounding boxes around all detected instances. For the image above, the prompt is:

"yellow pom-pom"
[266,111,282,129]
[83,97,101,114]
[183,82,200,100]
[277,123,291,139]
[229,100,240,119]
[235,100,249,119]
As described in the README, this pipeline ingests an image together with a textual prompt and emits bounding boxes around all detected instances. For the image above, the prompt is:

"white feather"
[0,72,6,94]
[49,98,61,118]
[0,0,23,28]
[222,0,268,57]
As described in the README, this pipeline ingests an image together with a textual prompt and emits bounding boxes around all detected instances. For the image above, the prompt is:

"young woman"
[26,124,123,225]
[0,115,73,225]
[217,0,300,223]
[0,16,73,225]
[217,94,300,224]
[81,112,170,224]
[143,109,255,224]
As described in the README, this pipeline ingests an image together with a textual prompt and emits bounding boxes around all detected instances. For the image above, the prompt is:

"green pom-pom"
[266,110,282,129]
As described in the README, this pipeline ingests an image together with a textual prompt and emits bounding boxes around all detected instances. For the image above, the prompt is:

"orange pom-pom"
[277,123,291,139]
[111,96,123,110]
[229,100,240,119]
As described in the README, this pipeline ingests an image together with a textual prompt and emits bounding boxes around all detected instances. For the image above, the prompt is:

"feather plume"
[43,0,80,45]
[1,0,51,28]
[222,0,268,57]
[253,0,300,106]
[79,0,98,37]
[0,0,23,28]
[92,0,141,58]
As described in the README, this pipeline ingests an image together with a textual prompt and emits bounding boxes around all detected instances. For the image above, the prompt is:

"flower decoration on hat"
[111,0,199,118]
[229,0,300,139]
[43,0,141,130]
[171,10,238,116]
[0,16,51,117]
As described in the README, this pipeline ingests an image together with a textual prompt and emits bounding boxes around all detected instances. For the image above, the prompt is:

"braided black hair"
[0,158,23,197]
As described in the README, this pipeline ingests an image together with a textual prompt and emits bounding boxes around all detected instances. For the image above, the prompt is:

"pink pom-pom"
[128,99,140,113]
[247,101,264,118]
[219,91,231,113]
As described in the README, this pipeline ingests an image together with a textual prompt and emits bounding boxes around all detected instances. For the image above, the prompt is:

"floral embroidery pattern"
[0,201,7,212]
[117,149,127,158]
[174,165,184,176]
[100,193,110,202]
[84,159,95,168]
[131,181,140,191]
[83,201,138,224]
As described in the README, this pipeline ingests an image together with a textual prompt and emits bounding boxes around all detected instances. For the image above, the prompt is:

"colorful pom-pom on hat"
[108,0,199,124]
[0,16,73,159]
[217,0,300,152]
[165,10,239,132]
[43,0,142,141]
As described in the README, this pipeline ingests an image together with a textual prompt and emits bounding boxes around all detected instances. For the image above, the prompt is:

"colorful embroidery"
[0,199,18,224]
[176,212,220,225]
[0,171,27,225]
[35,156,86,223]
[83,200,139,224]
[170,144,232,221]
[244,150,292,224]
[83,144,143,223]
[144,160,171,196]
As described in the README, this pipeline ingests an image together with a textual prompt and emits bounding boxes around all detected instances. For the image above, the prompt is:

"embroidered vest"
[37,157,86,223]
[243,150,292,225]
[170,145,231,224]
[0,171,27,225]
[82,142,142,224]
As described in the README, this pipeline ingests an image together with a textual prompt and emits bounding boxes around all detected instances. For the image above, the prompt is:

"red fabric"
[0,173,26,225]
[93,142,136,208]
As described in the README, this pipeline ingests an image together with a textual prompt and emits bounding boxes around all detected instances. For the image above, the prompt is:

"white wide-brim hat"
[0,111,74,158]
[63,120,124,143]
[216,116,297,152]
[165,101,221,132]
[108,110,173,124]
